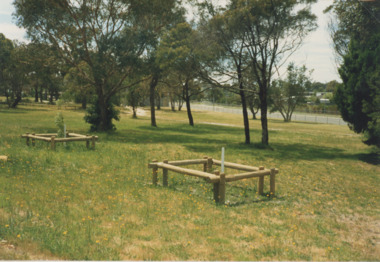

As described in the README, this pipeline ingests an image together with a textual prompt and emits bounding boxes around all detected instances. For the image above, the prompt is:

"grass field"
[0,104,379,260]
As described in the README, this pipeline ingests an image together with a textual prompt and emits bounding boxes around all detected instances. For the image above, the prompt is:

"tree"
[14,0,180,131]
[62,62,94,109]
[3,42,31,108]
[335,33,380,148]
[0,34,14,101]
[197,2,252,143]
[157,22,206,126]
[328,0,380,148]
[240,0,317,145]
[270,63,311,122]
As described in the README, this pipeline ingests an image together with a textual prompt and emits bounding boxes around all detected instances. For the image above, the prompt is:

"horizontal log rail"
[149,157,279,205]
[168,159,208,166]
[156,162,219,182]
[212,159,260,172]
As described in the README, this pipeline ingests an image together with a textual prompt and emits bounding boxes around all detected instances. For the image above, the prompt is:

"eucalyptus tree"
[157,22,207,126]
[14,0,181,131]
[197,2,252,143]
[238,0,317,145]
[270,63,312,122]
[3,42,30,108]
[0,34,14,99]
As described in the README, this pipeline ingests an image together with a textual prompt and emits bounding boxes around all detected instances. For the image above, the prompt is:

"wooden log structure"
[0,156,8,162]
[21,133,98,150]
[148,157,279,205]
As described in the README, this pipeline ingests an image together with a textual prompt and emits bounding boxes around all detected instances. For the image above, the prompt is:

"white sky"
[0,0,340,83]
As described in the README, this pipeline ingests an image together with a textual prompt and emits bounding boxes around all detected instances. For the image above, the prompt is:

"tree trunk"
[132,105,137,118]
[240,89,250,144]
[184,81,194,126]
[259,83,269,145]
[34,85,38,102]
[150,75,159,127]
[10,91,22,108]
[97,91,110,131]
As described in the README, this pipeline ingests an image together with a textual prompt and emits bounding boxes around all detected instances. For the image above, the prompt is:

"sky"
[0,0,340,83]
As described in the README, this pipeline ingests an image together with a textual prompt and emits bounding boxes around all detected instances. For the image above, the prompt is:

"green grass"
[0,104,379,260]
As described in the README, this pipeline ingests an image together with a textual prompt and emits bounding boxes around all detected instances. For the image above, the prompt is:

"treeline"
[1,0,378,147]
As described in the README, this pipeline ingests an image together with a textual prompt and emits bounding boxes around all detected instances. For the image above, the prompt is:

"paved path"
[191,103,347,126]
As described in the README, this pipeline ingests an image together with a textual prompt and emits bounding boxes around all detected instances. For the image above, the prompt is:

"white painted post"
[221,147,225,173]
[64,124,67,147]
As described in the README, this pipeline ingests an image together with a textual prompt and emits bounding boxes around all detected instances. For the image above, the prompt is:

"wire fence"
[191,103,348,126]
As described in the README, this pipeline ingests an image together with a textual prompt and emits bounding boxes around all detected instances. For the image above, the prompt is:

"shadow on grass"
[99,122,374,164]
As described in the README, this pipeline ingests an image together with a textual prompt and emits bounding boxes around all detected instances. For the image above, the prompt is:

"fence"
[148,157,279,204]
[191,103,347,126]
[21,132,98,150]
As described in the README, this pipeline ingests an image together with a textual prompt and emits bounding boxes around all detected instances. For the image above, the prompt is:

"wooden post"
[51,136,56,150]
[203,156,208,172]
[91,136,96,149]
[26,133,30,146]
[163,160,168,187]
[258,166,264,195]
[86,135,90,149]
[213,171,220,203]
[152,160,158,186]
[270,168,276,195]
[207,157,213,172]
[32,133,35,146]
[219,173,226,205]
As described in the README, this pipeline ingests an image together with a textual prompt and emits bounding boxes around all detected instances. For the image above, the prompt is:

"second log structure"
[148,157,279,204]
[21,132,98,150]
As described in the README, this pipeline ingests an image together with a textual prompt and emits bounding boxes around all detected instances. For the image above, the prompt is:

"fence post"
[86,135,90,149]
[51,136,56,151]
[163,160,168,187]
[258,166,264,195]
[213,171,220,203]
[219,173,226,205]
[26,133,30,146]
[203,156,208,172]
[91,136,96,149]
[207,157,213,172]
[32,133,35,146]
[270,168,276,195]
[152,160,158,186]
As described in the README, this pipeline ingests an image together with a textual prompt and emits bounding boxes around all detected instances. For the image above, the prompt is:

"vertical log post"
[91,136,96,149]
[163,160,168,187]
[258,166,264,195]
[270,168,276,196]
[207,157,213,172]
[203,156,208,172]
[218,173,226,205]
[51,136,56,150]
[32,133,35,146]
[86,135,90,149]
[26,133,30,146]
[152,160,158,186]
[213,171,220,203]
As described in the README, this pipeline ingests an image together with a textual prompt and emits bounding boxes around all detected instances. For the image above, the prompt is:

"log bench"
[21,132,98,150]
[148,157,279,204]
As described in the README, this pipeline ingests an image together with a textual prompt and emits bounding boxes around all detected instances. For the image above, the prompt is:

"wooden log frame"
[21,133,98,150]
[148,157,279,205]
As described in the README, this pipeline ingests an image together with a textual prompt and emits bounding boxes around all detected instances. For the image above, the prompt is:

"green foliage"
[54,112,65,137]
[84,98,120,132]
[270,63,312,122]
[336,33,380,148]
